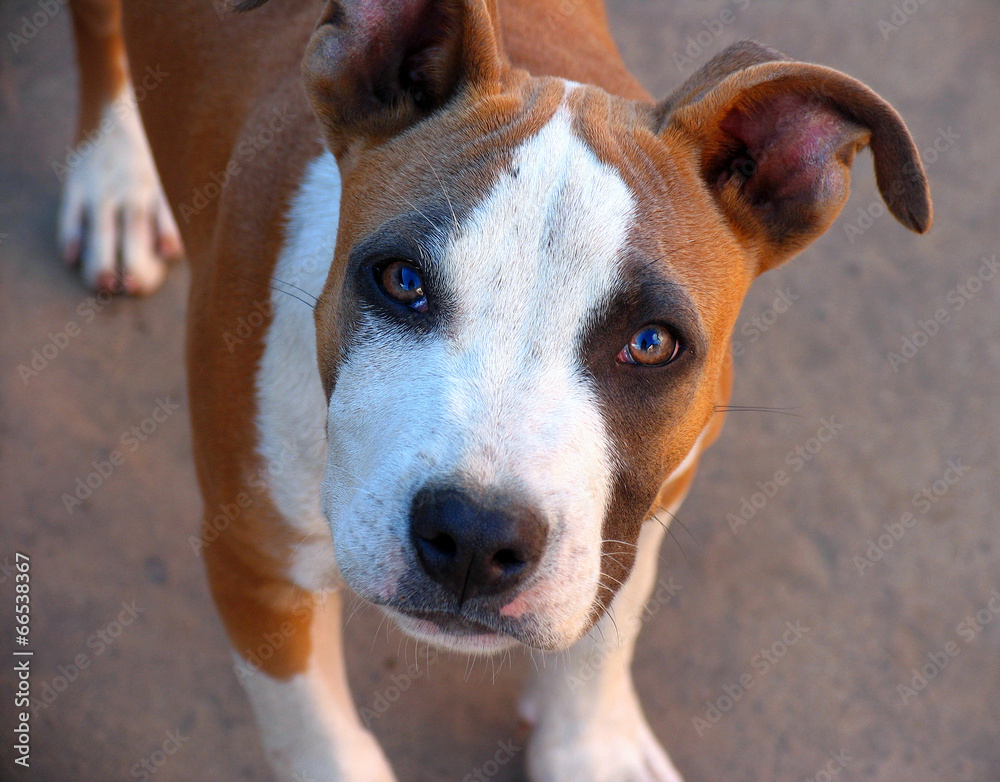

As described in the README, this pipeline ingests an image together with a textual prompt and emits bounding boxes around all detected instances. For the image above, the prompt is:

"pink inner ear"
[720,92,856,209]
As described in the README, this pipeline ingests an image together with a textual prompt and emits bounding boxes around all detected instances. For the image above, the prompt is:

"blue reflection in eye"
[400,265,422,293]
[634,328,661,353]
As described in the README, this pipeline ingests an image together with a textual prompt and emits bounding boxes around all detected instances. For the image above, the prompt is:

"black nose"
[410,486,547,604]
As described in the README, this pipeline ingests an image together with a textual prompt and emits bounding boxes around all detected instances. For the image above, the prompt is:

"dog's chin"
[384,608,520,655]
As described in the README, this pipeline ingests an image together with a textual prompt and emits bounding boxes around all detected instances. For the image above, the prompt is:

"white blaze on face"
[322,89,638,648]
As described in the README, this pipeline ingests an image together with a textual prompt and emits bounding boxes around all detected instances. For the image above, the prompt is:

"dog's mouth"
[383,607,520,654]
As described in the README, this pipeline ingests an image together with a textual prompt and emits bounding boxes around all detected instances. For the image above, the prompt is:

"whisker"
[715,404,804,419]
[604,607,622,651]
[229,270,317,309]
[600,537,666,565]
[600,538,639,549]
[371,613,388,654]
[664,524,691,568]
[344,594,370,630]
[381,182,439,232]
[270,274,322,306]
[655,505,696,544]
[600,573,628,589]
[417,149,459,231]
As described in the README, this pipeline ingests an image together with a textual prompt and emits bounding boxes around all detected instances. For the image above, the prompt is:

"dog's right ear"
[654,40,932,273]
[657,40,792,115]
[235,0,508,156]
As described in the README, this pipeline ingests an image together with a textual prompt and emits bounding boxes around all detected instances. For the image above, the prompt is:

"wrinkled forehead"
[331,76,568,248]
[441,89,639,339]
[322,76,749,362]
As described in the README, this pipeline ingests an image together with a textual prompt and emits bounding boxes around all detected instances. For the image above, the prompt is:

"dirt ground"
[2,1,999,780]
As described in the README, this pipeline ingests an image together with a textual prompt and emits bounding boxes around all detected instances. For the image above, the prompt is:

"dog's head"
[240,0,930,652]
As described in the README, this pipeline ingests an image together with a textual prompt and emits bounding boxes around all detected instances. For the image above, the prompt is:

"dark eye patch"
[577,256,706,617]
[580,264,703,393]
[345,205,457,335]
[617,324,683,366]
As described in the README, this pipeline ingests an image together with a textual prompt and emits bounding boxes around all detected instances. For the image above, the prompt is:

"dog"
[59,0,931,779]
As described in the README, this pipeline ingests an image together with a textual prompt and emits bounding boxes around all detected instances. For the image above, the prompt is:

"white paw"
[235,656,398,782]
[58,84,182,295]
[270,727,398,782]
[525,693,684,782]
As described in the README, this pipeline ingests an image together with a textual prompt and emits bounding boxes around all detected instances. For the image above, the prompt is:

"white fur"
[321,89,638,650]
[522,504,689,782]
[58,79,180,294]
[235,591,397,782]
[256,152,342,591]
[248,85,703,782]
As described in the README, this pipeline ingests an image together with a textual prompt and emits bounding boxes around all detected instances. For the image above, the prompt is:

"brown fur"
[110,0,648,678]
[69,0,930,677]
[68,0,128,137]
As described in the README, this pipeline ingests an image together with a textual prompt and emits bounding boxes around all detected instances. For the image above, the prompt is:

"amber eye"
[376,260,428,313]
[617,324,681,366]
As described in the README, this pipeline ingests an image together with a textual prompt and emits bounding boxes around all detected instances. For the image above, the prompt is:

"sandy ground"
[2,1,999,780]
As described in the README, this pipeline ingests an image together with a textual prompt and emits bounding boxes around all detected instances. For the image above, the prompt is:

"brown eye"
[377,260,428,312]
[617,324,681,366]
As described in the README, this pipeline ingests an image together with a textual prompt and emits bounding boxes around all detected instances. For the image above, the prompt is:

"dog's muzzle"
[409,484,548,605]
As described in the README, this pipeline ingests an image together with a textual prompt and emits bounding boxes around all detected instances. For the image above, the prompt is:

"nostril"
[491,548,524,573]
[422,532,457,558]
[410,484,547,600]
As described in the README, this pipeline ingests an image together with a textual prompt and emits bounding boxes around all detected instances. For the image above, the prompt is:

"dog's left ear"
[297,0,508,157]
[657,41,932,272]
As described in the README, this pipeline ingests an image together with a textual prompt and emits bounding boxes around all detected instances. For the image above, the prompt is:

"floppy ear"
[658,41,932,272]
[233,0,507,155]
[294,0,506,157]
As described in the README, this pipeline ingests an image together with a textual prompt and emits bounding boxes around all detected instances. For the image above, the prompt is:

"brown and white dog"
[61,0,931,779]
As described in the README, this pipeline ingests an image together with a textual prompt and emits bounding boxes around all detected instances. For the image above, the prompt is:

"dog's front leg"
[522,518,685,782]
[209,557,397,782]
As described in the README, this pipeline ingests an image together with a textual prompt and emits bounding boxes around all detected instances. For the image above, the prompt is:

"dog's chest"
[255,153,343,589]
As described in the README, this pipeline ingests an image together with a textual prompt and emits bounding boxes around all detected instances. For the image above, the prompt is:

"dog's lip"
[391,607,499,637]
